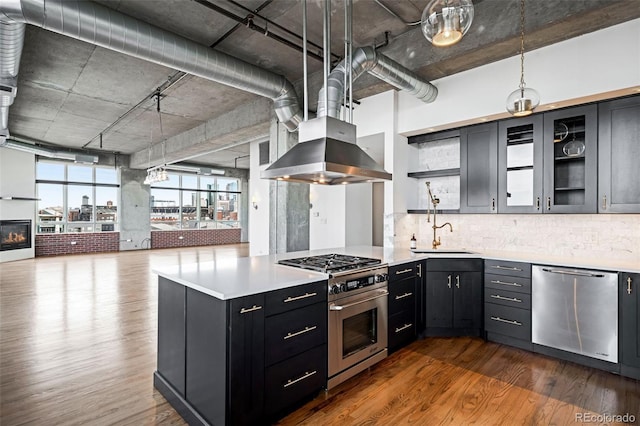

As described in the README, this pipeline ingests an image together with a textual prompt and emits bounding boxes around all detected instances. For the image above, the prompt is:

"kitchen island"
[153,246,639,425]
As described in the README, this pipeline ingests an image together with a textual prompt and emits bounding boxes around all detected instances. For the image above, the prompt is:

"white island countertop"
[154,245,639,300]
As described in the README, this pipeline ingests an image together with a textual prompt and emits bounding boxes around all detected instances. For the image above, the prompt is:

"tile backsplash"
[395,213,640,265]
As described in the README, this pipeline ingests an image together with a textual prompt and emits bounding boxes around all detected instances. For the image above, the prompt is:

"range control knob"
[375,273,389,283]
[329,284,341,295]
[338,282,347,293]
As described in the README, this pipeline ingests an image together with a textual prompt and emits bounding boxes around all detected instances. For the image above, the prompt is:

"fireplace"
[1,220,32,251]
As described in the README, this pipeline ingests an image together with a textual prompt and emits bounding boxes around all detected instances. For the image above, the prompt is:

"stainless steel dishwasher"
[532,265,618,363]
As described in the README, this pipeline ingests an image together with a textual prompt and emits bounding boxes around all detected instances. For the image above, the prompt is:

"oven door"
[328,287,388,377]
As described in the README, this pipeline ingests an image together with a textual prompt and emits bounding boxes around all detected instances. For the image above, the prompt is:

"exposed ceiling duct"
[0,138,98,163]
[0,0,303,144]
[0,16,25,144]
[317,46,438,119]
[262,44,438,184]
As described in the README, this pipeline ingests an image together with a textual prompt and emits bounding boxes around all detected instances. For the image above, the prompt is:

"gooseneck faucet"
[426,182,453,249]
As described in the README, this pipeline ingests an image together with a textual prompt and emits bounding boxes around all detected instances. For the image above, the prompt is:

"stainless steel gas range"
[278,254,389,389]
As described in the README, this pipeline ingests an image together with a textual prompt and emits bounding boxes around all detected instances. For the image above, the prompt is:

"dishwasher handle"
[541,268,605,278]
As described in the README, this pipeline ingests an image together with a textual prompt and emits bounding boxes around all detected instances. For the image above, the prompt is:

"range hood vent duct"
[263,46,438,184]
[0,0,303,142]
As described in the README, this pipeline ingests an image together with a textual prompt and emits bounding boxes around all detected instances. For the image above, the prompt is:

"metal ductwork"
[317,46,438,118]
[263,46,437,184]
[0,138,98,163]
[0,3,26,144]
[0,0,303,147]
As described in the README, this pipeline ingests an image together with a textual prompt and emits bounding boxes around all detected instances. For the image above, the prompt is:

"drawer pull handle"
[284,292,317,303]
[284,370,317,388]
[628,277,633,295]
[395,292,413,300]
[491,265,522,272]
[490,280,522,287]
[541,268,604,278]
[395,323,413,333]
[490,316,522,326]
[490,294,522,303]
[239,305,262,314]
[284,325,317,340]
[395,268,413,275]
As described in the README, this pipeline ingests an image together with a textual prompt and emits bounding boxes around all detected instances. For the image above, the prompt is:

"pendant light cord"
[518,0,526,94]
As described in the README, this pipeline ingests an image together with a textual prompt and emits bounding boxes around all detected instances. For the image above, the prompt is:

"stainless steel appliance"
[278,254,389,389]
[532,265,618,363]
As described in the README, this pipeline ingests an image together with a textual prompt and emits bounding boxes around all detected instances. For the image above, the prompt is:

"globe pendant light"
[421,0,474,47]
[506,0,540,116]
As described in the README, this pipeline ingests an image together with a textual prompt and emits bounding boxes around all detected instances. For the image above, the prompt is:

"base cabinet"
[388,262,421,353]
[483,260,532,351]
[156,279,327,426]
[425,258,482,336]
[620,272,640,379]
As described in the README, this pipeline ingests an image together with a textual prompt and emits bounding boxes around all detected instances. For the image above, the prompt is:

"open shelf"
[408,168,460,179]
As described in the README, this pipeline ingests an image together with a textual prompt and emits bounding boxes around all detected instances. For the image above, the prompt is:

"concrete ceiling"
[5,0,639,170]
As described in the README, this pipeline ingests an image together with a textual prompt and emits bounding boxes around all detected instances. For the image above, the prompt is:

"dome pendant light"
[421,0,474,47]
[506,0,540,116]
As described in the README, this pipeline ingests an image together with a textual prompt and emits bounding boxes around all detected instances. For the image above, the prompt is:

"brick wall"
[151,228,241,249]
[35,232,120,257]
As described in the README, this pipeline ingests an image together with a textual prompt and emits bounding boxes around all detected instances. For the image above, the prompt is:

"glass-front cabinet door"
[543,105,598,213]
[498,115,543,213]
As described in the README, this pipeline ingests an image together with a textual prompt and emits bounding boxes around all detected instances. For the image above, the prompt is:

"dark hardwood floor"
[1,245,638,425]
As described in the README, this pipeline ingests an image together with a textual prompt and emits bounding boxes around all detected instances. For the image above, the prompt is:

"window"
[36,161,119,233]
[150,174,240,231]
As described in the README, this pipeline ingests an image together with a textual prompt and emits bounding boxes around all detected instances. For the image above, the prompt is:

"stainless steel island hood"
[261,116,391,185]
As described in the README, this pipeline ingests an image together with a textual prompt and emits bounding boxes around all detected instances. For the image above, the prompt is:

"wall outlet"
[178,236,184,240]
[70,241,77,245]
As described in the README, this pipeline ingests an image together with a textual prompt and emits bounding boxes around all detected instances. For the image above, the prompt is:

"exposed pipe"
[317,46,438,118]
[0,0,303,133]
[0,10,25,143]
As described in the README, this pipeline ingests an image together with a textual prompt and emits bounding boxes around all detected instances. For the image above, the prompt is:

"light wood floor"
[1,246,638,425]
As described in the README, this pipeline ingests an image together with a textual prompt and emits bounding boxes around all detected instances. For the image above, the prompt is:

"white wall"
[398,19,640,135]
[309,184,346,249]
[248,140,270,256]
[0,149,36,262]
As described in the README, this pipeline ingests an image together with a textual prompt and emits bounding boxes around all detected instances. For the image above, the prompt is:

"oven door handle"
[329,290,389,311]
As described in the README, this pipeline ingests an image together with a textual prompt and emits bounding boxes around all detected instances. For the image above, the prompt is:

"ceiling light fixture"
[421,0,474,47]
[506,0,540,116]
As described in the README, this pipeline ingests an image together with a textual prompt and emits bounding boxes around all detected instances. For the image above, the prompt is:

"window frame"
[35,161,120,234]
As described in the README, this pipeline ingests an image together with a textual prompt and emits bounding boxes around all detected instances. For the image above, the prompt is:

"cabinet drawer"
[484,260,531,278]
[484,287,531,310]
[484,304,531,340]
[388,277,416,314]
[427,258,483,272]
[265,302,326,366]
[485,273,531,294]
[389,310,416,351]
[265,280,327,316]
[265,344,327,417]
[390,262,417,279]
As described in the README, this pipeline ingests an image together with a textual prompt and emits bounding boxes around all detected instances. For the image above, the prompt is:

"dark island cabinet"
[425,258,483,336]
[460,122,498,213]
[598,95,640,212]
[620,272,640,380]
[388,262,422,352]
[154,279,327,426]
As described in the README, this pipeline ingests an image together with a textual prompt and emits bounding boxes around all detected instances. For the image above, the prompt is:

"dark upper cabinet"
[620,272,640,379]
[598,95,640,213]
[498,115,544,213]
[460,122,498,213]
[543,105,598,213]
